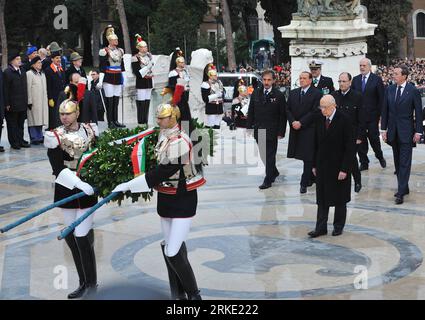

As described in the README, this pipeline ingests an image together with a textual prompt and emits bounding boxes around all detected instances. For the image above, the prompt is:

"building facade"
[400,0,425,59]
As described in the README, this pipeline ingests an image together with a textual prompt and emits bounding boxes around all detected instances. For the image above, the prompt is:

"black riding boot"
[75,229,98,296]
[161,242,187,300]
[112,96,126,128]
[165,242,202,300]
[136,101,143,125]
[64,233,87,299]
[105,97,116,129]
[143,100,150,125]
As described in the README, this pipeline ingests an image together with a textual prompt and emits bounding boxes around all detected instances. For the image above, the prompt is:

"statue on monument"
[297,0,361,21]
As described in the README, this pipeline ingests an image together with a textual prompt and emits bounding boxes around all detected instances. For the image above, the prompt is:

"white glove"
[55,168,94,195]
[96,82,103,90]
[112,174,151,193]
[112,182,130,193]
[76,181,95,196]
[208,93,220,102]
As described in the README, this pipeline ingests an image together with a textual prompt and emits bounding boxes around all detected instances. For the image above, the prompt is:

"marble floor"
[1,123,425,300]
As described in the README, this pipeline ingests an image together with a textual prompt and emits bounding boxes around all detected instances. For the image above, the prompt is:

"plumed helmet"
[156,103,181,127]
[169,47,185,71]
[105,25,119,42]
[59,85,79,114]
[238,85,248,94]
[135,34,147,48]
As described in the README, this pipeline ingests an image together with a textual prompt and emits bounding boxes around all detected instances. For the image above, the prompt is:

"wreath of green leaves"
[78,120,216,205]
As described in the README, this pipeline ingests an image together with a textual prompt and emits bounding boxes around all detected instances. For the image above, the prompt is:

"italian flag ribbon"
[76,128,156,177]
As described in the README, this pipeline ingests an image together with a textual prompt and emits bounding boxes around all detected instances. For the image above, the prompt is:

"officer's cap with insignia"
[309,59,324,69]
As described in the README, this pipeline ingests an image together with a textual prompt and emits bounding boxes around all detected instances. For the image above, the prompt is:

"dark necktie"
[300,90,305,103]
[361,76,367,93]
[395,86,402,103]
[326,118,331,130]
[264,89,269,97]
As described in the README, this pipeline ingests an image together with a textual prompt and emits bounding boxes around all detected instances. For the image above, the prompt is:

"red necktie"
[326,118,331,129]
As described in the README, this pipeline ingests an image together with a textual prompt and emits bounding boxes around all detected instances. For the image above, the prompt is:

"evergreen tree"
[363,0,412,64]
[150,0,208,57]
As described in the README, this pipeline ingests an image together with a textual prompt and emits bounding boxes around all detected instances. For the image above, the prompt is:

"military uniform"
[44,97,98,299]
[113,103,203,300]
[99,25,126,128]
[231,86,250,128]
[201,72,224,129]
[309,60,335,95]
[131,34,154,125]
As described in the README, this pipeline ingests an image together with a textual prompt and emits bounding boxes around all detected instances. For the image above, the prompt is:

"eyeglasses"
[337,80,349,83]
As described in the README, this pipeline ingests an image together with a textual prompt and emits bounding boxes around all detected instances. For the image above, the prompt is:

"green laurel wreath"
[78,120,216,205]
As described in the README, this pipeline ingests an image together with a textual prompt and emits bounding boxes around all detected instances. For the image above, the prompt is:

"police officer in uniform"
[99,25,126,128]
[332,72,365,193]
[44,94,99,299]
[113,103,205,300]
[309,60,335,95]
[131,34,154,125]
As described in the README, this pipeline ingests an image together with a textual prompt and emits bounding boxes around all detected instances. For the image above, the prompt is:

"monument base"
[279,16,377,89]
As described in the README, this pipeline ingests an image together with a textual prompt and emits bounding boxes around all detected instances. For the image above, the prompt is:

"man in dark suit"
[332,72,365,193]
[65,52,87,85]
[309,60,335,95]
[309,95,354,238]
[287,71,322,193]
[247,69,287,189]
[3,52,30,149]
[45,51,66,129]
[381,65,423,205]
[0,69,5,152]
[352,58,386,171]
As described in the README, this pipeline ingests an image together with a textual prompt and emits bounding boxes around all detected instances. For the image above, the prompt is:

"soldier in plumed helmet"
[99,25,126,129]
[113,102,205,300]
[131,34,154,125]
[201,65,224,129]
[44,89,99,299]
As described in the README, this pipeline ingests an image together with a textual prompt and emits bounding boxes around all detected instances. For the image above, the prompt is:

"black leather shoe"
[20,143,31,148]
[332,230,343,236]
[114,121,126,128]
[354,183,362,193]
[259,182,272,189]
[11,145,21,150]
[67,284,87,299]
[395,196,404,205]
[378,158,387,168]
[31,141,40,145]
[0,146,5,152]
[271,171,280,183]
[394,189,409,197]
[108,122,117,129]
[308,230,327,238]
[359,164,368,171]
[300,186,307,194]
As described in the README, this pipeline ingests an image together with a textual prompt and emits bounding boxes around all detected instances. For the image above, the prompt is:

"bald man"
[352,58,386,171]
[309,95,354,238]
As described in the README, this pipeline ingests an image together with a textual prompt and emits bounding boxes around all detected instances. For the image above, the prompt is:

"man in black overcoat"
[286,71,322,193]
[309,95,354,238]
[332,72,365,193]
[3,52,30,149]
